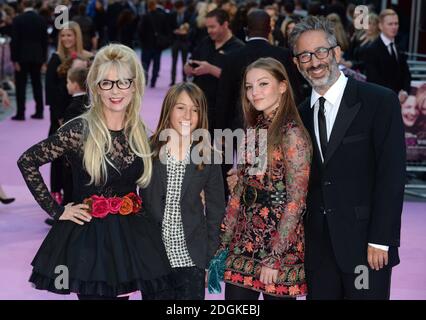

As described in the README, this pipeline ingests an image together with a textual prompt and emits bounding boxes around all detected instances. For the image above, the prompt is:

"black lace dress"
[17,118,171,297]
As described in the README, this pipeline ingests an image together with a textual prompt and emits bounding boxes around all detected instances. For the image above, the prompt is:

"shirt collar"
[24,8,34,12]
[310,71,347,108]
[72,92,86,97]
[246,37,269,42]
[380,33,394,47]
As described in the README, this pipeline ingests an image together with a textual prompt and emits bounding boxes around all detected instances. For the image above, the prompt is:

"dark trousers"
[141,47,162,86]
[306,221,392,300]
[142,266,205,300]
[171,39,189,84]
[14,62,44,117]
[77,294,130,300]
[225,283,296,300]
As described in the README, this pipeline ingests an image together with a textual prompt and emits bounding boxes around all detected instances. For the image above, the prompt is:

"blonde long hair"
[57,21,85,61]
[82,44,152,187]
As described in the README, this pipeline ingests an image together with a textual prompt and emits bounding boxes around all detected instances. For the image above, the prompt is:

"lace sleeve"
[262,123,312,268]
[17,118,85,219]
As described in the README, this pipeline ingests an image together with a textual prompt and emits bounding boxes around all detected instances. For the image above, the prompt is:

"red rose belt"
[82,192,142,218]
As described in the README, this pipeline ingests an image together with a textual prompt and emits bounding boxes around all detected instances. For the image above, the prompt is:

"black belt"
[242,185,285,207]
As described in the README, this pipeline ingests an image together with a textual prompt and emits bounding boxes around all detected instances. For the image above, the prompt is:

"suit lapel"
[324,78,361,165]
[157,159,167,193]
[180,161,196,201]
[302,101,323,169]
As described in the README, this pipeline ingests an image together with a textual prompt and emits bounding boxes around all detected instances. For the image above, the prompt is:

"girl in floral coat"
[220,57,312,300]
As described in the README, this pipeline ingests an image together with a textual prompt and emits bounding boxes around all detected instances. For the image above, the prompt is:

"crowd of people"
[0,0,414,301]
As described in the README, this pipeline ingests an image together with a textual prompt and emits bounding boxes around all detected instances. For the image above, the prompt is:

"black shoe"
[0,197,15,204]
[44,218,54,226]
[11,115,25,121]
[30,113,43,119]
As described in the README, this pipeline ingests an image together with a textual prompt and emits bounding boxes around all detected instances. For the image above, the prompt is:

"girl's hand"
[59,203,92,225]
[226,168,238,194]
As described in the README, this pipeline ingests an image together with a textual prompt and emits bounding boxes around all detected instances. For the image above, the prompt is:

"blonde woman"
[45,21,93,209]
[326,13,349,53]
[18,44,171,300]
[346,13,380,71]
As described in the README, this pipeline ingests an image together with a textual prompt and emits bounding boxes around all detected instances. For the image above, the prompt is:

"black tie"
[318,97,327,159]
[390,42,397,62]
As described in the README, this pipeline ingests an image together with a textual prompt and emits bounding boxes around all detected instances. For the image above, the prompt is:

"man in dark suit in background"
[10,0,47,120]
[365,9,411,102]
[169,0,191,86]
[291,16,405,299]
[138,0,171,88]
[215,9,304,132]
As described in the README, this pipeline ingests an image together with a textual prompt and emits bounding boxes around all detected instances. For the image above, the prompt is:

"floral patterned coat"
[220,112,312,297]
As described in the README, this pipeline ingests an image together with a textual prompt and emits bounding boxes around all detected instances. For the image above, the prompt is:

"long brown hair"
[241,57,310,165]
[150,82,210,169]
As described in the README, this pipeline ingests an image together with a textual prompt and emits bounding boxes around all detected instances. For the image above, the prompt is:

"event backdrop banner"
[401,81,426,164]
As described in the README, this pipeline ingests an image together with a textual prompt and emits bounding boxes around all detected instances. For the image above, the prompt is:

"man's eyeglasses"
[98,79,134,90]
[294,46,337,63]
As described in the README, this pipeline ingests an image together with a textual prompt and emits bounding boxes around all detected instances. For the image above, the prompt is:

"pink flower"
[91,195,110,218]
[108,197,123,214]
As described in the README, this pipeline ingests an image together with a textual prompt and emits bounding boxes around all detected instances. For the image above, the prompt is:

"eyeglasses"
[295,46,337,63]
[98,79,134,90]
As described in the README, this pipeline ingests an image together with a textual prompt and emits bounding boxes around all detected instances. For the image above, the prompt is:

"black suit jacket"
[139,148,225,269]
[11,10,48,64]
[64,94,89,123]
[169,10,191,41]
[215,39,304,131]
[138,8,171,49]
[365,37,411,93]
[299,78,406,273]
[45,53,71,121]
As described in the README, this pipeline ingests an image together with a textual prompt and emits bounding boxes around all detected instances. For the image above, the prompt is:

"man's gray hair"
[289,16,337,55]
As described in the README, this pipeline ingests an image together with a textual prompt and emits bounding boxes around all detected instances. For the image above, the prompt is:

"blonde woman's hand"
[260,266,278,285]
[59,203,92,225]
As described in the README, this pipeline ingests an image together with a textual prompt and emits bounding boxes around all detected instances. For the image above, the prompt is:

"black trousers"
[225,283,296,300]
[171,39,189,84]
[77,294,129,300]
[141,47,162,86]
[306,220,392,300]
[142,266,205,300]
[14,62,44,117]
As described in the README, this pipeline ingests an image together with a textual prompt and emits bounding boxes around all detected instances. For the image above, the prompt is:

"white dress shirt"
[310,71,389,252]
[380,33,398,60]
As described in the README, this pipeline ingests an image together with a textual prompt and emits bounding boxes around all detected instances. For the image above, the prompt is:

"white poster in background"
[401,81,426,164]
